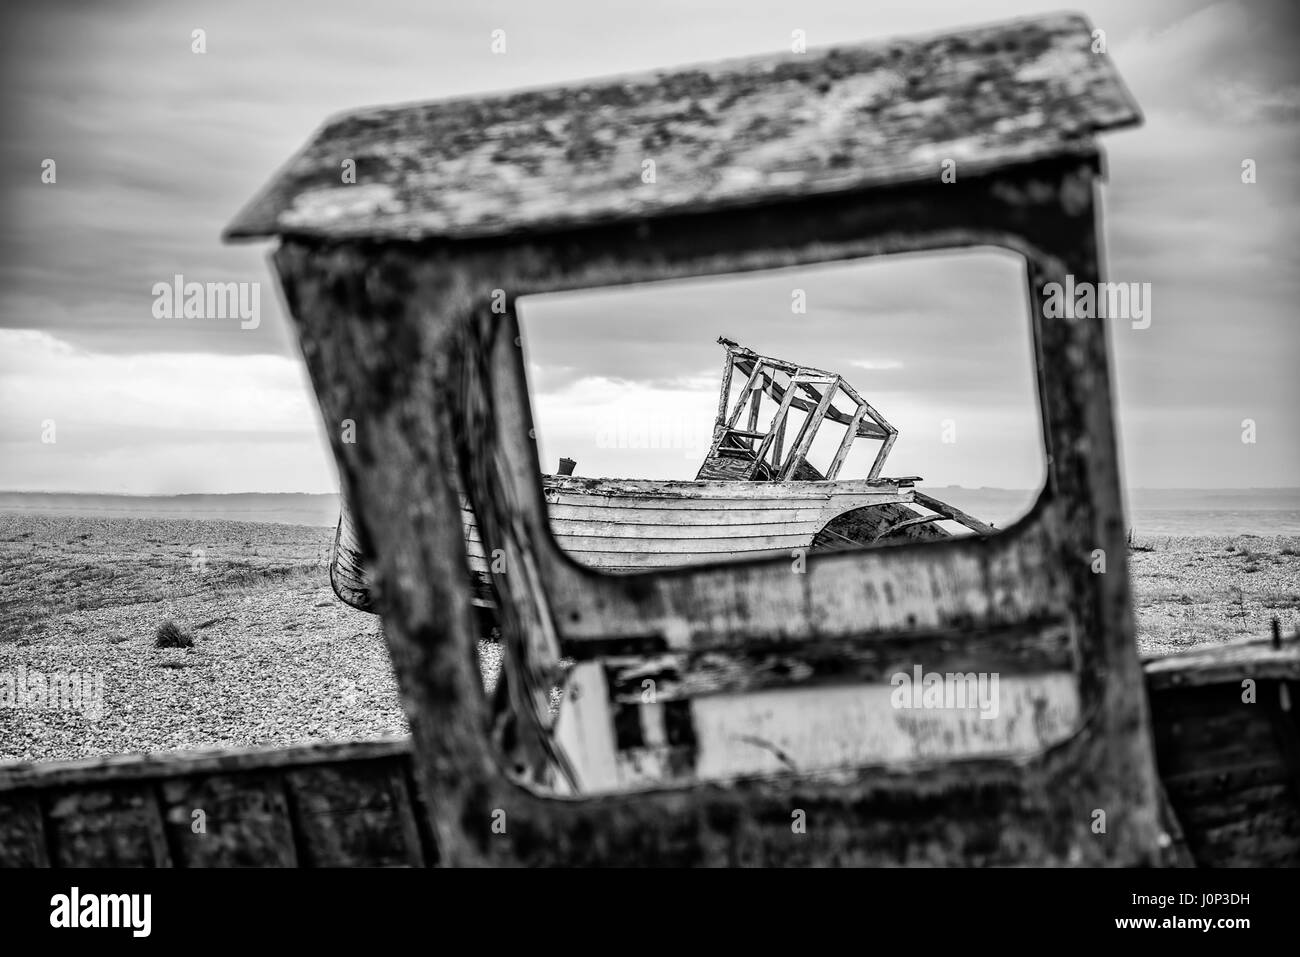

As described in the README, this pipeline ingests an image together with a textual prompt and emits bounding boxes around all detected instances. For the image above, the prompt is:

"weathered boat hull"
[2,636,1293,866]
[331,474,949,613]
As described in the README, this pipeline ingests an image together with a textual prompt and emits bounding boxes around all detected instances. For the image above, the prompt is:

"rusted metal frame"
[779,380,836,480]
[272,153,1163,865]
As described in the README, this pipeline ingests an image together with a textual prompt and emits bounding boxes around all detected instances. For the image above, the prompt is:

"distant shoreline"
[3,488,1299,536]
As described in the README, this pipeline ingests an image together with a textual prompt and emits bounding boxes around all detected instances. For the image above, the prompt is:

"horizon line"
[3,486,1299,497]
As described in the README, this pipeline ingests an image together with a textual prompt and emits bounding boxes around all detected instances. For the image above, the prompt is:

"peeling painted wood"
[12,12,1266,868]
[1,642,1295,866]
[257,150,1170,865]
[1144,635,1300,691]
[225,13,1140,242]
[552,670,1080,793]
[335,476,928,606]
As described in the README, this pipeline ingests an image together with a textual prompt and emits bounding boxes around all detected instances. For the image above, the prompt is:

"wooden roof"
[225,13,1140,243]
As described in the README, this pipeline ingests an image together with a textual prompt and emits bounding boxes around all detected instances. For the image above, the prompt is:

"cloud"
[0,0,1295,492]
[0,330,334,493]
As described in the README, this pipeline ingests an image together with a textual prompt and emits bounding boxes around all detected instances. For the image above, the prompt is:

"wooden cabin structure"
[1,13,1297,867]
[697,338,897,482]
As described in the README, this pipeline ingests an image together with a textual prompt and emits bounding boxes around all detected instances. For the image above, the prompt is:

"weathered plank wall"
[261,152,1169,865]
[1146,641,1300,867]
[0,742,430,868]
[225,13,1140,243]
[1,641,1294,866]
[208,13,1172,866]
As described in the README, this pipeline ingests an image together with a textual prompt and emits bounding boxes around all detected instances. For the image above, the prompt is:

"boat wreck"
[330,336,992,613]
[2,13,1296,868]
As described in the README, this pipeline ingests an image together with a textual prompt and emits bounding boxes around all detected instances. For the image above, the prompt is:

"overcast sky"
[1,0,1296,495]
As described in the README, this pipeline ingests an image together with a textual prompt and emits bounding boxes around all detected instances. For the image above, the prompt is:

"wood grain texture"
[0,741,427,868]
[8,15,1270,868]
[225,13,1139,242]
[1149,673,1300,866]
[1144,635,1300,690]
[264,152,1170,865]
[333,475,937,606]
[3,639,1297,867]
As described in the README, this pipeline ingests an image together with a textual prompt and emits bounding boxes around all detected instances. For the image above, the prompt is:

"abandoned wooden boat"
[2,13,1296,867]
[330,337,993,613]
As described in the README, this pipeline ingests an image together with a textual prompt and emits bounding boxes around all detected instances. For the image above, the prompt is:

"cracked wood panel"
[335,477,922,600]
[468,480,919,570]
[226,13,1139,242]
[265,157,1168,865]
[0,741,431,868]
[1149,669,1300,867]
[1143,635,1300,690]
[1,652,1293,865]
[553,662,1079,794]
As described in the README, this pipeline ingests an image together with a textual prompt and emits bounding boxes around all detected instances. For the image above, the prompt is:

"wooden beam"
[713,350,735,429]
[745,378,763,447]
[911,491,996,535]
[826,401,867,480]
[779,377,836,480]
[724,360,765,430]
[867,430,897,483]
[749,380,799,476]
[871,513,946,542]
[225,14,1142,243]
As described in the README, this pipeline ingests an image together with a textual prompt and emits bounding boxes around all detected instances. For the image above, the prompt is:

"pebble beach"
[1,514,1296,763]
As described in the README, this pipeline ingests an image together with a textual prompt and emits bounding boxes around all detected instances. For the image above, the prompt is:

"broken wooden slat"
[225,14,1140,242]
[0,738,412,791]
[910,490,996,535]
[1143,635,1300,690]
[778,378,836,480]
[827,403,869,480]
[1149,674,1300,867]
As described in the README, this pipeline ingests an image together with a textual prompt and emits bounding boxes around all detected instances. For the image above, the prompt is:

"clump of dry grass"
[154,619,193,648]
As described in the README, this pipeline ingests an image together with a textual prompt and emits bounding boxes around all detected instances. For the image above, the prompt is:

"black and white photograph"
[0,0,1297,915]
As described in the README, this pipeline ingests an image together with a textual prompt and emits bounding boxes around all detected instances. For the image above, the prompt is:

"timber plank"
[225,13,1139,241]
[45,786,171,867]
[0,793,50,867]
[285,764,425,867]
[159,774,299,867]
